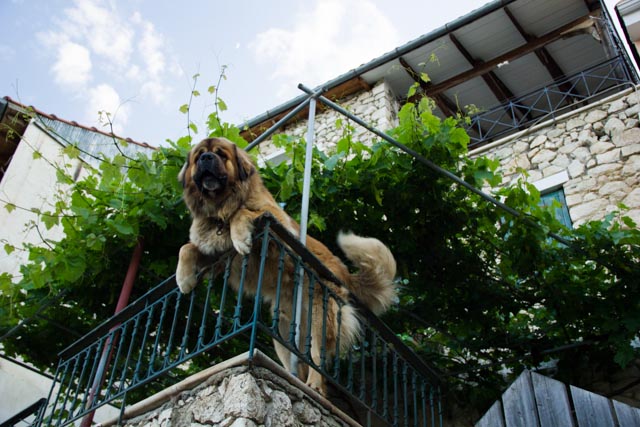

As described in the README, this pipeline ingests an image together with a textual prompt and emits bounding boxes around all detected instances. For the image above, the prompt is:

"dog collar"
[211,217,228,236]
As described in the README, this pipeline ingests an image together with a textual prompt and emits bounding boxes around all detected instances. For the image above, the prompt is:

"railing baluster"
[359,333,367,401]
[467,57,632,148]
[148,298,169,375]
[164,291,182,367]
[320,285,329,370]
[393,352,399,427]
[105,322,129,399]
[304,275,315,360]
[232,255,249,331]
[215,256,233,340]
[197,272,213,349]
[271,243,287,333]
[133,305,156,384]
[372,333,378,411]
[39,211,441,427]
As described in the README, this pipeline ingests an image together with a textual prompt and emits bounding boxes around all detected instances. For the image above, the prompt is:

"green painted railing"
[467,56,635,148]
[36,215,442,427]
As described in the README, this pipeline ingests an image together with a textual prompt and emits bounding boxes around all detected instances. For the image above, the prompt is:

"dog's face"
[179,138,255,211]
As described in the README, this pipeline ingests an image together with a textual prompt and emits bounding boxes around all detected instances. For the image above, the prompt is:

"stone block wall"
[255,80,399,161]
[98,352,358,427]
[257,78,640,229]
[472,88,640,227]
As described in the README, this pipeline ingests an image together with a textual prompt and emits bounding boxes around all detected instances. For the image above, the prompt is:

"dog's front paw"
[176,267,197,294]
[176,244,199,294]
[231,223,253,256]
[306,374,327,396]
[232,236,252,255]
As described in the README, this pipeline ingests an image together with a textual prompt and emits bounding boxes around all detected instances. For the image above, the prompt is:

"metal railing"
[36,215,441,427]
[466,56,635,148]
[0,399,47,427]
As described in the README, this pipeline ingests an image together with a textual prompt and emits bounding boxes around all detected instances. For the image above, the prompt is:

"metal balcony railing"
[35,215,442,427]
[466,56,635,149]
[0,399,47,427]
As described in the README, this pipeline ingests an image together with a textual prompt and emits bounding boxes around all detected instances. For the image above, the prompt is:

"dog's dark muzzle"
[194,153,227,192]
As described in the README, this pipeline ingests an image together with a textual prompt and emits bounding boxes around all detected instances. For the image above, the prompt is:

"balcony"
[466,56,636,149]
[34,215,442,427]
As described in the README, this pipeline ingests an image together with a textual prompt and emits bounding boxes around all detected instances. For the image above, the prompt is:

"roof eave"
[239,0,517,131]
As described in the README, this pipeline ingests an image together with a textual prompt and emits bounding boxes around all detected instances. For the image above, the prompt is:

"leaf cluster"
[1,84,639,415]
[260,97,640,410]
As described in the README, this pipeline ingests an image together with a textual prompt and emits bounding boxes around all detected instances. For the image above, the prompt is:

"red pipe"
[80,237,144,427]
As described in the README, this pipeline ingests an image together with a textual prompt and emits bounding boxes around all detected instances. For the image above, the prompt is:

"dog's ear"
[178,151,190,188]
[234,144,255,181]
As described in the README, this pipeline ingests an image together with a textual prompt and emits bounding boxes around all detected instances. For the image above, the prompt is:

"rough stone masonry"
[473,88,640,228]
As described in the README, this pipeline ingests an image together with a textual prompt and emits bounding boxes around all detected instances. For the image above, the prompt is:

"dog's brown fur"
[176,137,397,394]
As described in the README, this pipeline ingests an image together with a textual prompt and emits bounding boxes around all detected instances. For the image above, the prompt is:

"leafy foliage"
[259,96,640,410]
[1,80,639,417]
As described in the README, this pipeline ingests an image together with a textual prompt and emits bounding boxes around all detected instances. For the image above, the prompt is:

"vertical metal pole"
[80,237,143,427]
[290,96,316,376]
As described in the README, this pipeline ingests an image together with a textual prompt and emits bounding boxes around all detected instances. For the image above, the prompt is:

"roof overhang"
[240,0,627,144]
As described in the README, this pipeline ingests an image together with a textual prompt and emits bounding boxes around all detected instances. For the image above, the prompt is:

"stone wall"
[255,80,399,161]
[98,352,358,427]
[472,88,640,227]
[258,79,640,229]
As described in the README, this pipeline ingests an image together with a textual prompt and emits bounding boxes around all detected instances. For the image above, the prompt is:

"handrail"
[39,214,442,427]
[466,56,635,147]
[0,399,47,427]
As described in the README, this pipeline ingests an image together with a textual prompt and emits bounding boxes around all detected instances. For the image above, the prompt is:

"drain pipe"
[80,236,144,427]
[290,94,318,377]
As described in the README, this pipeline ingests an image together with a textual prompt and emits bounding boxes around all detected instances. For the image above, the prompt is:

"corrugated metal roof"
[36,116,148,168]
[1,96,155,169]
[241,0,636,145]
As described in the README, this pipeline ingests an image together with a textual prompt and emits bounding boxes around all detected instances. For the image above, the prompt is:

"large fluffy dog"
[176,137,396,394]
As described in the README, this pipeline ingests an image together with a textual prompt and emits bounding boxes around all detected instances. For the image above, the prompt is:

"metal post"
[290,95,317,376]
[80,236,143,427]
[297,83,575,248]
[245,87,326,152]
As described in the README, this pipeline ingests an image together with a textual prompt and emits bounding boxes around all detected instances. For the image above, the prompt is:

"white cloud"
[249,0,400,97]
[86,83,131,134]
[141,80,172,105]
[52,41,92,89]
[63,0,134,68]
[34,0,185,139]
[136,18,166,77]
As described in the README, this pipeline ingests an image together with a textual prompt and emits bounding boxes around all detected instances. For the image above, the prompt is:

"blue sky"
[0,0,620,146]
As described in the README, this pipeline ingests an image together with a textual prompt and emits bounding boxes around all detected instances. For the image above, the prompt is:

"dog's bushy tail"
[337,232,397,316]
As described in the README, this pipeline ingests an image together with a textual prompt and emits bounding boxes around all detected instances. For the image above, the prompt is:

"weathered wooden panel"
[570,385,615,427]
[503,370,539,427]
[476,400,505,427]
[476,371,640,427]
[612,399,640,426]
[531,371,575,427]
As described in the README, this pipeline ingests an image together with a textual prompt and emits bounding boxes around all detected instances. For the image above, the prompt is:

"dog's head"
[179,138,255,211]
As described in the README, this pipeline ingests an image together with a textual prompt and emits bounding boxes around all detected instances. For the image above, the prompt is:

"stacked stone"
[476,89,640,227]
[122,367,349,427]
[256,80,399,158]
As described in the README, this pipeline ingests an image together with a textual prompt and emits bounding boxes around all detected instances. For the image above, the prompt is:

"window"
[540,188,572,228]
[533,171,572,228]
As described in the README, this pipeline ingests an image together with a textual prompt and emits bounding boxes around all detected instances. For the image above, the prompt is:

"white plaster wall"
[0,357,52,421]
[0,123,80,279]
[0,357,120,424]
